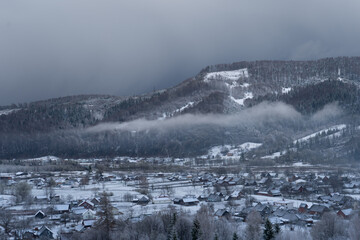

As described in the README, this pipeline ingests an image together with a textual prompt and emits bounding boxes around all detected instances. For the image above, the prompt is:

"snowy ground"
[261,151,286,159]
[281,87,292,94]
[204,68,249,82]
[294,124,347,144]
[0,109,20,116]
[201,142,262,159]
[0,194,16,207]
[230,92,253,106]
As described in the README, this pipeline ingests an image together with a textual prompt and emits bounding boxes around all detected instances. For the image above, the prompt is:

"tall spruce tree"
[263,218,275,240]
[233,232,239,240]
[191,218,201,240]
[274,223,281,235]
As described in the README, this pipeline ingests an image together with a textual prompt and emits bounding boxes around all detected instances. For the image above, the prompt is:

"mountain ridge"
[2,56,360,160]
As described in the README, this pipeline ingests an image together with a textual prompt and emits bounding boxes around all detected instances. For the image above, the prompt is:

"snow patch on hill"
[158,102,195,120]
[261,151,285,159]
[204,68,249,82]
[282,87,292,94]
[174,102,194,113]
[294,124,347,144]
[230,92,253,106]
[22,156,60,162]
[0,109,20,116]
[225,81,250,89]
[201,142,262,159]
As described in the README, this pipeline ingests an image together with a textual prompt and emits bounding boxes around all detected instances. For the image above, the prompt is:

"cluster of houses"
[138,171,360,228]
[2,168,360,239]
[9,197,106,239]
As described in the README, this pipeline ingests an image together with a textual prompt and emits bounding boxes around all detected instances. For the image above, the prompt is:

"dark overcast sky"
[1,0,360,105]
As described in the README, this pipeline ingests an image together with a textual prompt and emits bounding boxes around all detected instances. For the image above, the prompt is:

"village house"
[82,209,97,220]
[79,200,95,210]
[174,195,199,206]
[206,193,222,202]
[152,195,172,204]
[136,196,150,205]
[298,203,308,213]
[37,226,55,239]
[53,204,70,214]
[34,210,46,219]
[214,209,231,219]
[308,204,329,216]
[337,209,355,219]
[34,195,49,203]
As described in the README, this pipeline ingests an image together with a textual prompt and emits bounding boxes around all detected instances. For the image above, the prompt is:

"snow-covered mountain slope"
[2,56,360,159]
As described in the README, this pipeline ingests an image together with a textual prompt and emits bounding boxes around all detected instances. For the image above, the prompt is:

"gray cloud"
[87,102,302,132]
[1,0,360,105]
[87,101,343,133]
[310,102,343,123]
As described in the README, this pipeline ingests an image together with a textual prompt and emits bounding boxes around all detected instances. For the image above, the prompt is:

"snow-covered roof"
[54,204,69,211]
[182,197,199,203]
[340,209,353,216]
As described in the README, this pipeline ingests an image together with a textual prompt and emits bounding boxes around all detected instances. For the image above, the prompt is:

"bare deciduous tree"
[349,214,360,240]
[14,181,32,203]
[311,212,348,240]
[96,191,115,239]
[0,209,14,235]
[245,211,262,240]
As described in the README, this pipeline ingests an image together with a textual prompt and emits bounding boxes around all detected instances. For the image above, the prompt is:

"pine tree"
[191,218,201,240]
[274,223,281,234]
[263,218,275,240]
[233,232,239,240]
[214,234,219,240]
[167,212,177,240]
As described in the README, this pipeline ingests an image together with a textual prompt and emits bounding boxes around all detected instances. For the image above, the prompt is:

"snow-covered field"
[261,151,285,159]
[21,156,60,162]
[201,142,262,159]
[0,194,16,207]
[292,162,312,167]
[204,68,249,82]
[28,179,213,218]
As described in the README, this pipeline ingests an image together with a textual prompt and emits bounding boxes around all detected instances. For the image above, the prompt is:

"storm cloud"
[1,0,360,105]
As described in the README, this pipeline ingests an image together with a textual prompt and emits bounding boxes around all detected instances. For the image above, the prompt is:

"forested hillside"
[2,57,360,160]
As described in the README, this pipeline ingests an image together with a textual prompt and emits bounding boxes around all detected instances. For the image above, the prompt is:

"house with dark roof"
[34,210,46,219]
[214,209,231,219]
[206,193,222,202]
[137,196,150,205]
[253,203,272,217]
[90,197,100,206]
[181,195,199,206]
[37,226,54,239]
[308,204,329,216]
[269,189,282,197]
